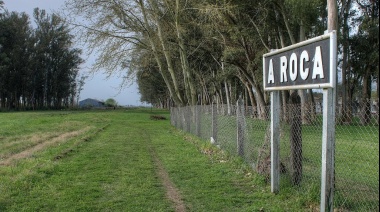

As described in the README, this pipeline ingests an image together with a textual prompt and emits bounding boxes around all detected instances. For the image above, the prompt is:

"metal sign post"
[270,90,280,194]
[320,30,337,212]
[321,87,336,212]
[263,31,337,210]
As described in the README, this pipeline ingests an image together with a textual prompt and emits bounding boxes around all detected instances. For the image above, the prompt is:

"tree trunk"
[174,0,197,105]
[308,89,317,122]
[289,91,302,186]
[238,36,267,119]
[242,80,257,118]
[298,22,311,125]
[328,0,338,32]
[278,5,296,45]
[247,85,257,118]
[282,90,290,123]
[224,80,231,115]
[223,59,231,115]
[146,0,185,106]
[138,0,184,106]
[340,0,352,124]
[360,71,372,125]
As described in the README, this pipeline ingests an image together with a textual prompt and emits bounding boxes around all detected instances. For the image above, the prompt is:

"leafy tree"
[105,98,118,107]
[136,61,169,108]
[32,8,83,108]
[0,7,83,110]
[349,0,379,124]
[0,11,32,109]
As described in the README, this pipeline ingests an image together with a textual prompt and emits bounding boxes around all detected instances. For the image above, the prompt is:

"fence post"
[181,107,185,131]
[271,91,280,194]
[186,106,191,133]
[212,102,218,144]
[178,107,182,130]
[195,105,201,137]
[236,96,244,157]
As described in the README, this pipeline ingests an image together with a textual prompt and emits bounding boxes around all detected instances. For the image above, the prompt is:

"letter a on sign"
[312,46,324,79]
[268,59,274,84]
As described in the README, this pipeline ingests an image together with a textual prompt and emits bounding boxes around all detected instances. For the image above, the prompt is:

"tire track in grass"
[53,124,110,161]
[0,127,92,166]
[143,130,186,212]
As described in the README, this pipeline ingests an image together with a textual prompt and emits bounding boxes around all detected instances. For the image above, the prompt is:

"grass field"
[0,109,312,211]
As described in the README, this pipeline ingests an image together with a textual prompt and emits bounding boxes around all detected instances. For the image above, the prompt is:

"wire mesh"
[170,99,379,211]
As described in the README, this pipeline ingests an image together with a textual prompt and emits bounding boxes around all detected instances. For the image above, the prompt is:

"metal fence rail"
[170,99,379,211]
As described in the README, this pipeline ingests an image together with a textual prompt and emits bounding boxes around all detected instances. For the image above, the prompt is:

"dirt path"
[151,150,186,212]
[145,132,186,212]
[152,151,186,212]
[0,127,91,166]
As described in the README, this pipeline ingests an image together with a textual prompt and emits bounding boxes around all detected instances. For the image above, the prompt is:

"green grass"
[174,111,379,211]
[1,109,308,211]
[1,109,378,211]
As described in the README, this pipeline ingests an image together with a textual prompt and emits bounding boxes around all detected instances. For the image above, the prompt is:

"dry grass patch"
[0,127,92,166]
[1,133,54,150]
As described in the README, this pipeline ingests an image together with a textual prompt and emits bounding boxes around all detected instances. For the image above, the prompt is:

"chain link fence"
[170,98,379,211]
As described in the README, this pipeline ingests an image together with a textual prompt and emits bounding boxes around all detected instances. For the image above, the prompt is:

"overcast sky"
[2,0,142,106]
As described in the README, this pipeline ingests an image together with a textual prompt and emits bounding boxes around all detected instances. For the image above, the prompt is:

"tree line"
[0,5,83,110]
[64,0,378,118]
